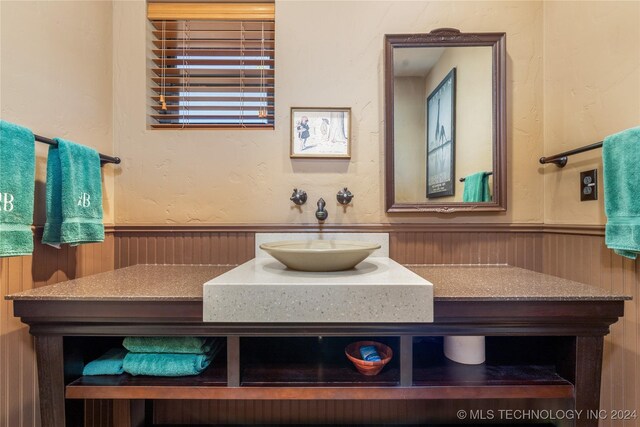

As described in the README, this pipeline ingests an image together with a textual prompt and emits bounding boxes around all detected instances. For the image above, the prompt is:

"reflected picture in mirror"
[426,68,456,198]
[385,29,506,213]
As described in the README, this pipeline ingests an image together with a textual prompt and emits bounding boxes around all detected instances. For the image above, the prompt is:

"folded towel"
[603,127,640,259]
[42,138,104,247]
[123,352,214,377]
[0,121,35,257]
[123,336,217,354]
[82,348,128,376]
[462,172,491,202]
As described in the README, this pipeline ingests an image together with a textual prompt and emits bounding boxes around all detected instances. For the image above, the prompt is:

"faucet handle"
[315,198,328,221]
[337,187,354,205]
[290,188,307,206]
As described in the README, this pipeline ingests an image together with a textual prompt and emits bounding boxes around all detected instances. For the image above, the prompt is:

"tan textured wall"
[113,0,544,224]
[0,2,115,426]
[394,77,426,203]
[0,0,115,225]
[543,1,640,225]
[423,46,493,203]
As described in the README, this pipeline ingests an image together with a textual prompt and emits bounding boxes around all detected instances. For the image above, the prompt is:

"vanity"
[7,259,627,427]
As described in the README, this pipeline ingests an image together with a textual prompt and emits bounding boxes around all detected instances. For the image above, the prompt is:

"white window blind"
[148,3,275,129]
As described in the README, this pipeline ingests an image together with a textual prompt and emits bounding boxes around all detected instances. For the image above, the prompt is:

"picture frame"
[290,107,351,159]
[426,68,456,198]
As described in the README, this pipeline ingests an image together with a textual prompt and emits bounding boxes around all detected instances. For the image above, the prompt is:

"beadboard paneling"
[543,233,639,427]
[154,398,572,425]
[0,234,115,427]
[115,232,255,268]
[114,228,543,271]
[391,231,543,271]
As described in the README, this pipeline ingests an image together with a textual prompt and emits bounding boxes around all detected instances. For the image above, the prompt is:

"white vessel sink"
[259,240,381,272]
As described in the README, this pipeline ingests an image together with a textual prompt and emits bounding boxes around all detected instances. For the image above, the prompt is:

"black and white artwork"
[426,68,456,198]
[290,108,351,158]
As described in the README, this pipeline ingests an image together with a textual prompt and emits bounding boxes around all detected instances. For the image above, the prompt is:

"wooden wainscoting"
[115,231,255,267]
[0,232,114,427]
[543,230,639,427]
[114,224,543,271]
[390,230,543,271]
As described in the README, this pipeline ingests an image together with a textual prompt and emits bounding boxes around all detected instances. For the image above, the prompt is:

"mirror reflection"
[393,46,494,203]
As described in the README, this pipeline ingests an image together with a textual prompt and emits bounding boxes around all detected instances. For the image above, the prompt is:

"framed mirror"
[384,29,506,213]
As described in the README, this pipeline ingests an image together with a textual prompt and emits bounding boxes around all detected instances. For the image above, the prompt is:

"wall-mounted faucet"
[315,198,328,222]
[290,188,307,206]
[336,187,354,205]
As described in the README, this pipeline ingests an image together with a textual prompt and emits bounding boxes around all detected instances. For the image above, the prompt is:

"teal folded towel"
[123,339,223,377]
[0,121,35,257]
[123,352,213,377]
[42,138,104,247]
[603,126,640,259]
[123,337,215,354]
[462,172,491,202]
[82,348,127,376]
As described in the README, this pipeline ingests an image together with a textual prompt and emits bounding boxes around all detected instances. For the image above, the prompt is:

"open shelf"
[411,337,574,399]
[66,363,227,399]
[65,335,574,401]
[241,337,400,387]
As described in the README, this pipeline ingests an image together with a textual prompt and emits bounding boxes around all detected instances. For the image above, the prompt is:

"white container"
[444,336,485,365]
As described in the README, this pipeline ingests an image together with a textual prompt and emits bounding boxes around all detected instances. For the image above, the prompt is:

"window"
[148,2,275,129]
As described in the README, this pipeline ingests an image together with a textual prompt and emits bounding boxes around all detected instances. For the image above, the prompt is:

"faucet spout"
[315,198,328,222]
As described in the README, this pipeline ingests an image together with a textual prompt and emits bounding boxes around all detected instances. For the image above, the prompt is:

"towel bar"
[35,134,121,165]
[459,172,493,182]
[539,141,603,168]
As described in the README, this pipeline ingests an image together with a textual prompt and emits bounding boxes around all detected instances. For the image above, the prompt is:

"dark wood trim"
[543,224,605,236]
[112,222,607,236]
[574,336,604,427]
[384,29,507,213]
[65,384,575,401]
[35,336,67,427]
[31,224,116,236]
[16,300,623,341]
[112,222,544,233]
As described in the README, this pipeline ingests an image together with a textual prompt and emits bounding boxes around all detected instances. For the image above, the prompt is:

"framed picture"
[426,68,456,198]
[290,107,351,158]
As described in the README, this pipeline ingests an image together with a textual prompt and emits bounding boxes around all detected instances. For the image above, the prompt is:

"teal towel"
[462,172,491,202]
[123,336,215,354]
[0,121,35,257]
[82,348,127,376]
[123,352,214,377]
[42,138,104,247]
[603,126,640,259]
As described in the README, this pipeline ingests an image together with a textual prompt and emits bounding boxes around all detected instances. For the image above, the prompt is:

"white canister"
[443,336,486,365]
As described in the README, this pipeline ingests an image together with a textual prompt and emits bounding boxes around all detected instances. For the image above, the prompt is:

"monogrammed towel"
[0,120,35,257]
[42,138,104,247]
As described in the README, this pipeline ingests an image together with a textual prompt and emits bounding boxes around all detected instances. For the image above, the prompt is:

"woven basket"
[345,341,393,376]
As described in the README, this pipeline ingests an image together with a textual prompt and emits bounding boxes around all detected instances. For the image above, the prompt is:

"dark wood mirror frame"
[385,29,507,213]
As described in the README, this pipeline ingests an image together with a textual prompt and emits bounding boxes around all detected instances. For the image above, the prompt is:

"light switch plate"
[580,169,597,201]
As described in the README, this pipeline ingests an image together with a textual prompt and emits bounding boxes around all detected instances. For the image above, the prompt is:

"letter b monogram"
[0,193,15,212]
[78,193,91,208]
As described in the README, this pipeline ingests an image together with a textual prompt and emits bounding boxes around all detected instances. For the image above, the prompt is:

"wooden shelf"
[241,361,399,387]
[411,337,573,399]
[240,336,400,387]
[66,362,226,399]
[66,335,573,401]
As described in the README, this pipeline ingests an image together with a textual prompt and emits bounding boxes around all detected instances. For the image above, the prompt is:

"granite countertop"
[407,265,631,301]
[5,263,631,302]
